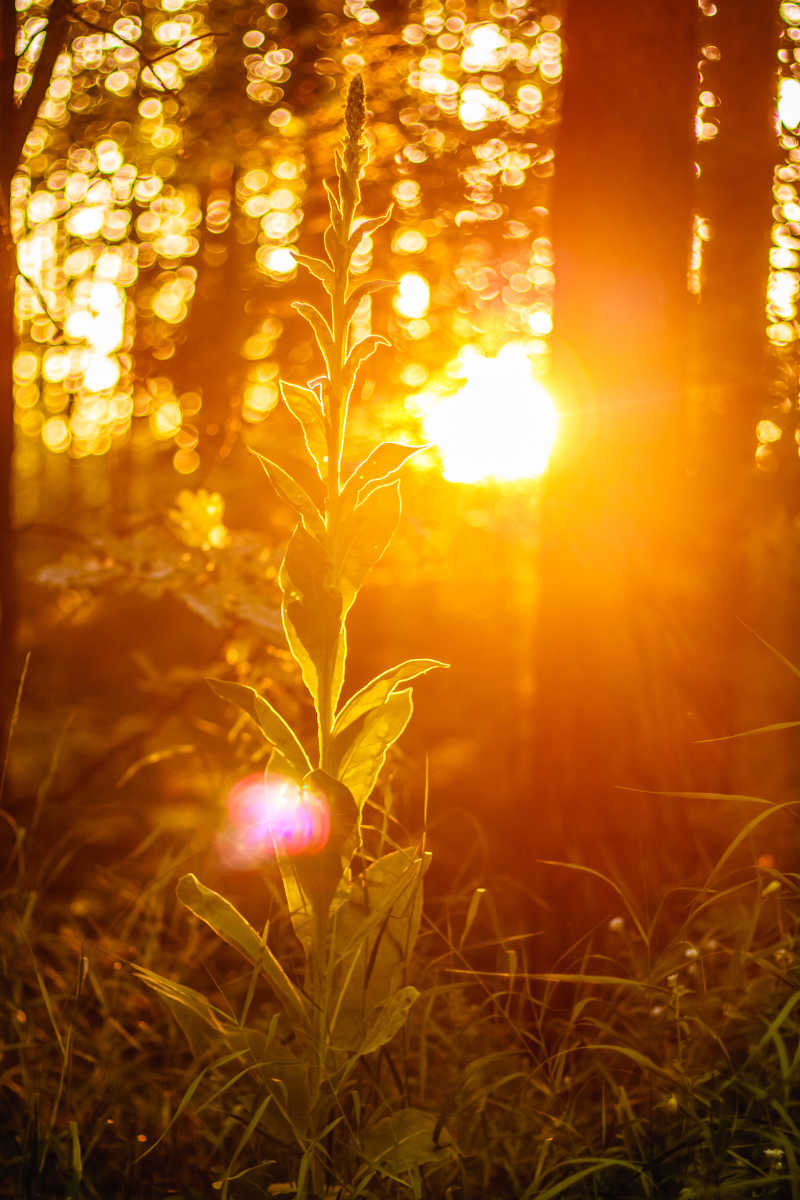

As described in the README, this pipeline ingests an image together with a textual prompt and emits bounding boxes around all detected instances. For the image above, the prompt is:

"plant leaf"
[268,748,302,781]
[362,1107,455,1175]
[176,874,308,1030]
[328,850,429,1053]
[323,177,342,227]
[359,985,419,1056]
[251,450,325,537]
[277,853,314,956]
[291,771,360,922]
[293,251,334,292]
[348,207,393,251]
[132,963,235,1045]
[341,442,426,511]
[344,278,396,322]
[280,523,345,714]
[338,481,401,613]
[207,678,311,778]
[338,688,414,810]
[343,333,390,396]
[279,380,328,480]
[334,658,447,737]
[292,301,334,371]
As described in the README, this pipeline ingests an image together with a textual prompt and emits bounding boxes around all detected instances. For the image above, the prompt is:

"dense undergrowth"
[2,779,800,1199]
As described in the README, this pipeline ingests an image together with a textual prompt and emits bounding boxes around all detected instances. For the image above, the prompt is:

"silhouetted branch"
[2,0,70,191]
[16,268,65,339]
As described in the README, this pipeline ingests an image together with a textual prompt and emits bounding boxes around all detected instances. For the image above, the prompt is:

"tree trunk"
[695,1,778,480]
[0,0,69,747]
[531,3,697,889]
[0,219,15,748]
[692,4,789,796]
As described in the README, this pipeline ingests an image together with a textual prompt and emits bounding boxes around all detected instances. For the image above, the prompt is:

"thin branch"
[16,268,65,339]
[65,12,173,94]
[67,14,225,97]
[6,0,71,184]
[149,31,227,66]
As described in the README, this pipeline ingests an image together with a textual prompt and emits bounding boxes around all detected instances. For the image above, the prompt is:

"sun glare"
[410,342,558,484]
[779,76,800,129]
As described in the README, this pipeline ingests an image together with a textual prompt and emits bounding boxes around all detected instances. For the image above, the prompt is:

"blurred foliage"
[12,0,561,485]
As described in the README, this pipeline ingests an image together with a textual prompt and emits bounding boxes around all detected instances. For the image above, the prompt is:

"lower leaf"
[362,1107,456,1175]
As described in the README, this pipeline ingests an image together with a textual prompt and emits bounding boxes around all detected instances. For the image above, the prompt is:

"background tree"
[1,0,70,741]
[692,1,786,794]
[532,1,698,902]
[695,0,778,484]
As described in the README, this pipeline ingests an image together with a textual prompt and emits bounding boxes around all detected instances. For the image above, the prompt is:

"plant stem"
[317,164,358,774]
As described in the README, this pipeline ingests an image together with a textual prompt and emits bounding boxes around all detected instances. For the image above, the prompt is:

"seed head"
[345,74,365,145]
[343,74,366,190]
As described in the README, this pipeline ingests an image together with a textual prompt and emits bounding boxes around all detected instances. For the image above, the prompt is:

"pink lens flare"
[217,774,330,868]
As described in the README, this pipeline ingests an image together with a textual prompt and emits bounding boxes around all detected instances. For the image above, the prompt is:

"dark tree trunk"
[695,1,779,480]
[692,4,789,793]
[0,213,15,747]
[0,1,69,747]
[531,3,697,886]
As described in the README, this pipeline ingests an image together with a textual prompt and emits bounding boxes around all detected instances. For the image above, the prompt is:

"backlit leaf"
[344,278,396,322]
[207,677,311,778]
[176,874,308,1030]
[132,963,234,1044]
[292,771,360,922]
[347,207,393,251]
[343,334,390,395]
[323,177,342,227]
[276,854,314,957]
[338,688,414,810]
[293,252,334,291]
[334,658,447,737]
[252,450,325,537]
[292,301,334,370]
[280,524,345,714]
[329,850,429,1053]
[338,481,401,612]
[341,442,426,511]
[279,380,328,480]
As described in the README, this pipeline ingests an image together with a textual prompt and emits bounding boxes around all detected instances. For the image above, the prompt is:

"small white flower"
[608,916,625,933]
[684,945,698,959]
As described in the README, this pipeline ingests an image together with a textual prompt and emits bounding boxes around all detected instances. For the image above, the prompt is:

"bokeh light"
[217,774,330,869]
[779,76,800,130]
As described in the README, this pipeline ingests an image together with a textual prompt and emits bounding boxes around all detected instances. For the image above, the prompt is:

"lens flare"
[410,342,558,484]
[217,774,330,868]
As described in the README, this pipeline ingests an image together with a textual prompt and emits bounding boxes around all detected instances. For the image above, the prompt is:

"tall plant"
[136,77,451,1198]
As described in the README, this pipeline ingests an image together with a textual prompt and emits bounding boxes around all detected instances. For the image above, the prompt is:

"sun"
[409,342,559,484]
